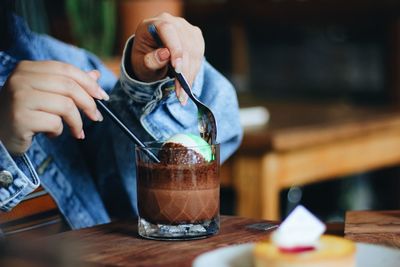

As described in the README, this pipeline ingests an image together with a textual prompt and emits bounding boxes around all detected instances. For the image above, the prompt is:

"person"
[0,1,242,229]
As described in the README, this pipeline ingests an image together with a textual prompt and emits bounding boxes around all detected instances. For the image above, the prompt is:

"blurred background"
[15,0,400,222]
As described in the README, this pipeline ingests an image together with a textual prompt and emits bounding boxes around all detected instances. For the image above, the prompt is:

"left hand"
[131,13,205,105]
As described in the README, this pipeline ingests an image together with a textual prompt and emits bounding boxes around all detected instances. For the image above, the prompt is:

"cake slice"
[254,235,356,267]
[253,206,356,267]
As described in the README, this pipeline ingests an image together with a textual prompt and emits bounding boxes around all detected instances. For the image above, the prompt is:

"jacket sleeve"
[0,31,118,212]
[0,142,40,212]
[0,52,42,211]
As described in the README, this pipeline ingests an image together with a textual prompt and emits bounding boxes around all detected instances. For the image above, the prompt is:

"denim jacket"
[0,16,243,229]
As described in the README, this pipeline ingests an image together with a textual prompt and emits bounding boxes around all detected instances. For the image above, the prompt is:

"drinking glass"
[135,142,220,240]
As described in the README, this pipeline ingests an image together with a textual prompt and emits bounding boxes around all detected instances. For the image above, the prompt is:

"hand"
[131,13,205,105]
[0,61,109,155]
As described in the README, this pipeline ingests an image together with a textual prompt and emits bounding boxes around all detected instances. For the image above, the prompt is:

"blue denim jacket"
[0,16,242,229]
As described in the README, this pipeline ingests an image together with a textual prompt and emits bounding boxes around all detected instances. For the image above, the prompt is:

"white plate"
[192,243,400,267]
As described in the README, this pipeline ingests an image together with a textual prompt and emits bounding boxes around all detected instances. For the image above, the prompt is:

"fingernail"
[99,88,110,101]
[178,91,188,106]
[157,48,170,62]
[96,109,104,122]
[175,58,183,74]
[79,129,85,139]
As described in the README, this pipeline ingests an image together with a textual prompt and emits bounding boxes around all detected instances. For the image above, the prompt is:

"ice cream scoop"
[159,133,212,164]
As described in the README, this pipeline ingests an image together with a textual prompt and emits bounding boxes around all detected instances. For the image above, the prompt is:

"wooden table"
[24,216,343,267]
[345,210,400,249]
[5,214,400,267]
[228,100,400,220]
[57,216,277,267]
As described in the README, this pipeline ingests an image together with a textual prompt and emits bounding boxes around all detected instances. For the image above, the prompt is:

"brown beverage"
[135,142,220,240]
[137,160,219,224]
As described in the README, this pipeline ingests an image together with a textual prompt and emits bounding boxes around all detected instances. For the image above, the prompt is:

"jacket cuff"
[0,142,40,211]
[119,35,175,104]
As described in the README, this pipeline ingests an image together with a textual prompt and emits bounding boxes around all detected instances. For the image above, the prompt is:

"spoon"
[95,99,160,163]
[148,24,217,145]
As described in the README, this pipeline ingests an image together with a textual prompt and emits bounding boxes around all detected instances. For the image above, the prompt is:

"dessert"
[158,133,212,164]
[137,134,219,225]
[253,206,356,267]
[254,235,356,267]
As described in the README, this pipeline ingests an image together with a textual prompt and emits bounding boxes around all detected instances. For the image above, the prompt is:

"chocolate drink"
[137,144,219,225]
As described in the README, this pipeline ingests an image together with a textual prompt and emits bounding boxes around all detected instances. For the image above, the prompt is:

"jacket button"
[0,170,13,187]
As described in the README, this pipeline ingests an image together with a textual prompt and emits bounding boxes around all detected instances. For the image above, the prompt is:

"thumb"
[143,48,170,71]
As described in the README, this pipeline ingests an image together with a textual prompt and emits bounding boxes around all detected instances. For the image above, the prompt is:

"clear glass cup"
[135,142,220,240]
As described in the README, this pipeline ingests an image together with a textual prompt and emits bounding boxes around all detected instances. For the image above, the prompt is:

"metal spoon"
[95,99,160,163]
[148,24,217,145]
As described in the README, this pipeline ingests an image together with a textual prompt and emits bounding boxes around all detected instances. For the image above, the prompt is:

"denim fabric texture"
[0,15,243,229]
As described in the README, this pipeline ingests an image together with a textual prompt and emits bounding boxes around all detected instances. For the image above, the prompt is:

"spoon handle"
[96,99,160,163]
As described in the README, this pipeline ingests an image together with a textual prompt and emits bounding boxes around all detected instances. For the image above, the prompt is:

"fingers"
[152,21,183,69]
[133,13,204,105]
[29,111,65,138]
[87,69,101,80]
[151,17,199,106]
[141,43,188,105]
[0,62,105,155]
[178,50,191,105]
[175,55,188,106]
[26,72,103,122]
[27,90,85,139]
[17,61,109,101]
[149,21,188,105]
[4,111,65,154]
[143,48,170,71]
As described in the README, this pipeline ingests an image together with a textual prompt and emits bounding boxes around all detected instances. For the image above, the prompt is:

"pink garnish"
[279,246,315,253]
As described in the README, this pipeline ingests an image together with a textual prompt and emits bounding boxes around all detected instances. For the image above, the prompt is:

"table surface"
[47,216,346,267]
[239,100,400,152]
[345,210,400,249]
[4,214,394,267]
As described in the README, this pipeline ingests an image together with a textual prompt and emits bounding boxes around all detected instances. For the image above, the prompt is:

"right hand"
[132,13,205,106]
[0,60,109,155]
